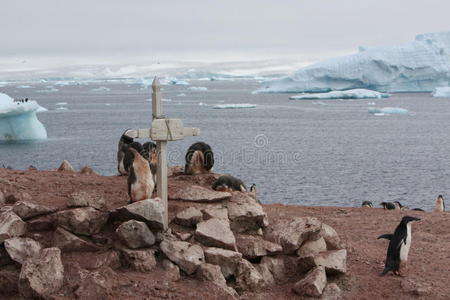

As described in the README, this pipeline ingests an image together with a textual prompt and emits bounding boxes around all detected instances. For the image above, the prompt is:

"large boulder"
[67,191,106,210]
[292,266,327,297]
[12,201,57,220]
[195,218,237,251]
[4,237,42,264]
[169,183,231,202]
[236,234,282,259]
[120,248,157,272]
[297,237,327,258]
[298,249,347,275]
[113,198,165,230]
[53,227,103,252]
[226,193,268,233]
[55,207,108,236]
[236,259,265,292]
[160,240,205,275]
[321,223,343,250]
[174,207,203,227]
[264,217,322,254]
[115,220,155,249]
[0,211,27,243]
[18,247,64,298]
[204,247,242,279]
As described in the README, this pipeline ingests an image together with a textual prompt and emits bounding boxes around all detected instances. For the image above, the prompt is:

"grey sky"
[1,0,449,61]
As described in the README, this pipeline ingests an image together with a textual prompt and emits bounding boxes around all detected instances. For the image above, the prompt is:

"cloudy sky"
[1,0,449,63]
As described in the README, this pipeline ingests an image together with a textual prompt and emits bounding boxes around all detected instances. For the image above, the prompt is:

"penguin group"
[14,98,29,104]
[361,196,445,212]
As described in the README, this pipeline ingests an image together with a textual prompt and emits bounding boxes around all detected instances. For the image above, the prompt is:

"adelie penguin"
[361,201,373,208]
[212,175,247,192]
[184,142,214,175]
[380,202,396,210]
[117,130,134,175]
[123,145,155,202]
[435,195,445,212]
[142,141,158,184]
[378,216,420,276]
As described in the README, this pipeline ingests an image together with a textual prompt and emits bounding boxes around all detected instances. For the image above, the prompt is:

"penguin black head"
[438,195,444,200]
[393,201,403,208]
[401,216,421,224]
[380,202,395,210]
[362,201,373,208]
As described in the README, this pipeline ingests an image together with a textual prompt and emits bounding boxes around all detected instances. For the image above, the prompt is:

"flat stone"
[204,247,242,279]
[160,240,205,275]
[236,234,282,259]
[58,160,75,171]
[12,201,57,220]
[113,198,165,230]
[195,218,236,251]
[169,183,231,202]
[0,266,19,294]
[19,247,64,298]
[236,259,265,292]
[321,223,343,250]
[0,211,27,243]
[4,237,42,264]
[298,249,347,275]
[115,220,155,249]
[173,173,221,186]
[202,207,228,220]
[322,283,343,300]
[292,266,327,297]
[227,193,268,233]
[55,207,108,236]
[53,227,103,252]
[297,237,327,258]
[68,191,106,210]
[174,207,203,227]
[197,263,227,286]
[264,217,322,254]
[120,248,157,272]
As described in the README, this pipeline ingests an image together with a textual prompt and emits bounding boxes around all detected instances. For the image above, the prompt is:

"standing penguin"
[117,130,134,175]
[184,142,214,175]
[380,202,396,210]
[124,145,155,202]
[435,195,445,212]
[143,141,158,184]
[378,216,421,276]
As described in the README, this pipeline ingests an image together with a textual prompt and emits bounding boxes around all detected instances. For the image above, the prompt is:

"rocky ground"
[0,165,449,299]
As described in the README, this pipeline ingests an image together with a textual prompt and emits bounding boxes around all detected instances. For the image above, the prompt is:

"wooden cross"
[125,77,200,229]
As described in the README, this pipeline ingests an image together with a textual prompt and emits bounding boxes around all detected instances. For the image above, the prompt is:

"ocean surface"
[1,79,449,211]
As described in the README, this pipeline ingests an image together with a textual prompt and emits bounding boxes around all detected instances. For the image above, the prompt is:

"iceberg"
[368,107,408,115]
[188,86,208,91]
[0,93,47,141]
[256,31,450,93]
[289,89,390,100]
[91,86,110,92]
[432,87,450,97]
[213,103,256,109]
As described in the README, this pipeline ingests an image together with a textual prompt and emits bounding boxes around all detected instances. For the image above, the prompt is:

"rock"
[55,207,108,236]
[12,201,57,220]
[115,220,155,249]
[197,263,227,286]
[227,193,268,233]
[195,218,237,251]
[236,234,282,259]
[297,237,327,257]
[169,183,231,202]
[174,173,221,186]
[113,198,165,230]
[0,266,19,294]
[160,240,204,275]
[264,217,322,254]
[120,248,157,272]
[161,259,181,281]
[173,231,192,241]
[236,259,265,292]
[174,207,203,227]
[80,166,97,175]
[0,244,12,266]
[67,191,106,210]
[5,191,32,204]
[202,207,228,220]
[67,250,121,271]
[299,249,347,275]
[4,237,42,264]
[322,283,343,300]
[292,266,327,298]
[26,214,55,232]
[58,160,75,171]
[18,247,64,298]
[321,223,343,250]
[259,256,286,283]
[0,211,27,243]
[254,262,275,286]
[53,227,103,252]
[204,247,242,279]
[74,267,116,299]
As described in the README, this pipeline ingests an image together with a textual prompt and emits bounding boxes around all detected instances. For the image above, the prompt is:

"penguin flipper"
[378,234,394,240]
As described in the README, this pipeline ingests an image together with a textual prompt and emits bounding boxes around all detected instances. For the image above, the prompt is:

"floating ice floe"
[198,102,208,106]
[213,103,256,109]
[167,78,189,86]
[432,87,450,98]
[368,107,408,115]
[256,31,450,93]
[56,107,68,111]
[55,102,67,106]
[0,93,47,141]
[162,98,172,102]
[177,93,186,97]
[37,87,59,93]
[289,89,390,100]
[16,85,32,89]
[188,86,208,91]
[91,86,111,92]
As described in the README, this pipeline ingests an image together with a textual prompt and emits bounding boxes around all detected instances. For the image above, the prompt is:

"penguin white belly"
[131,173,154,201]
[399,223,412,262]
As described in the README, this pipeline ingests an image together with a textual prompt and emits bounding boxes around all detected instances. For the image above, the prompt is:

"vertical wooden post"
[152,77,168,230]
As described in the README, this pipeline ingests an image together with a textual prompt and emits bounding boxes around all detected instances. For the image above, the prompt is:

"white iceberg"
[16,85,32,89]
[55,102,68,106]
[188,86,208,91]
[91,86,111,92]
[368,107,408,115]
[0,93,47,141]
[213,103,256,109]
[289,89,390,100]
[37,87,59,93]
[432,87,450,97]
[256,31,450,93]
[177,93,186,97]
[167,78,189,86]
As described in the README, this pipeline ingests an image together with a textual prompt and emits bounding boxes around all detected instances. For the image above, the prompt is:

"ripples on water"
[1,80,449,211]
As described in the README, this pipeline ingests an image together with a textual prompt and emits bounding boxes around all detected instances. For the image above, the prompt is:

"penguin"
[142,141,158,184]
[117,130,134,175]
[122,142,144,175]
[124,146,155,203]
[378,215,420,276]
[412,208,425,212]
[361,201,373,208]
[184,142,214,175]
[380,202,396,210]
[249,183,257,199]
[393,201,409,211]
[212,175,247,192]
[435,195,445,212]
